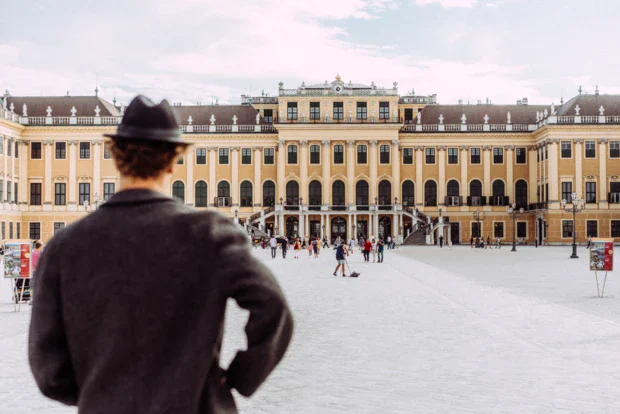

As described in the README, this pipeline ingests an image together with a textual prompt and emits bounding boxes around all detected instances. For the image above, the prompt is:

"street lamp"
[561,192,584,259]
[506,202,524,252]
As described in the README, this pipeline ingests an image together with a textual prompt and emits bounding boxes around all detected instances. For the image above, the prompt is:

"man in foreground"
[29,96,294,413]
[333,240,349,277]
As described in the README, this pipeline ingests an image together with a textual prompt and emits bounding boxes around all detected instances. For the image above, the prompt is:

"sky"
[1,0,619,107]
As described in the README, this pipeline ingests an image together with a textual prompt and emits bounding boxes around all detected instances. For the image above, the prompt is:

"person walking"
[470,236,474,248]
[333,241,349,277]
[281,237,288,258]
[28,241,44,305]
[587,235,592,249]
[496,236,501,249]
[28,96,293,414]
[377,238,385,263]
[293,239,301,259]
[363,239,372,262]
[371,238,377,263]
[312,238,319,258]
[439,235,444,248]
[349,237,356,254]
[386,236,392,250]
[486,236,491,249]
[308,237,314,257]
[270,235,277,258]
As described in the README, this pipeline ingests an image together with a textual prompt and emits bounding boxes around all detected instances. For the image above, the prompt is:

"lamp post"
[561,192,584,259]
[506,202,524,252]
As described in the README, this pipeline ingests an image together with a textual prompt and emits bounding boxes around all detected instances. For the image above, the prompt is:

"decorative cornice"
[54,175,68,181]
[459,145,469,150]
[207,146,218,151]
[482,145,493,151]
[43,140,54,146]
[91,140,102,146]
[598,138,609,144]
[67,140,78,146]
[392,140,400,148]
[230,146,240,151]
[78,175,92,181]
[574,139,584,144]
[505,145,515,150]
[413,146,424,151]
[347,140,355,148]
[369,140,378,147]
[252,146,263,151]
[299,140,308,148]
[19,140,29,146]
[321,140,331,147]
[438,146,447,151]
[276,140,285,147]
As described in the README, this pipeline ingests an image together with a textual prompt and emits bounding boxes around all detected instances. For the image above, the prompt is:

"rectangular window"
[55,142,66,159]
[55,183,66,205]
[380,145,390,164]
[16,222,20,238]
[379,102,389,120]
[562,220,574,238]
[586,182,596,203]
[30,142,42,159]
[310,102,320,120]
[7,140,11,156]
[517,222,527,238]
[448,148,458,164]
[287,145,298,164]
[7,180,11,203]
[30,183,42,206]
[425,148,436,164]
[79,183,91,206]
[610,141,620,158]
[219,148,229,164]
[493,147,504,164]
[470,148,481,164]
[9,222,13,238]
[1,222,4,239]
[537,149,540,163]
[545,146,548,160]
[494,222,504,238]
[357,145,367,164]
[15,141,18,158]
[264,148,274,164]
[54,222,65,234]
[104,147,111,159]
[612,220,620,237]
[103,183,115,201]
[287,102,298,120]
[310,145,320,164]
[561,141,572,158]
[585,141,596,158]
[333,102,343,120]
[29,222,41,240]
[516,147,526,164]
[241,148,252,165]
[79,142,90,159]
[587,220,598,237]
[334,145,344,164]
[15,183,18,204]
[561,182,573,203]
[0,139,3,154]
[0,179,3,202]
[356,102,367,120]
[196,148,206,165]
[403,148,413,165]
[472,222,481,238]
[263,109,273,124]
[176,156,184,165]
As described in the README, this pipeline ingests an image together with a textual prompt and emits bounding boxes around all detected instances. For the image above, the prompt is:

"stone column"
[253,147,262,206]
[299,212,304,238]
[347,140,355,206]
[438,146,446,206]
[528,146,538,203]
[186,145,194,206]
[574,139,583,199]
[483,146,492,197]
[231,147,239,206]
[43,141,53,209]
[369,140,378,203]
[505,145,514,201]
[599,139,608,205]
[415,146,423,207]
[2,136,7,203]
[300,141,308,202]
[208,147,217,207]
[392,140,401,202]
[320,214,324,238]
[93,141,101,203]
[460,146,469,198]
[547,139,559,205]
[17,140,27,208]
[277,140,285,201]
[10,139,15,207]
[321,140,331,206]
[68,140,78,211]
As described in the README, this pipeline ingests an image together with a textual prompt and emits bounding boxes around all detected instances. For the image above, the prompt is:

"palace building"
[0,75,619,245]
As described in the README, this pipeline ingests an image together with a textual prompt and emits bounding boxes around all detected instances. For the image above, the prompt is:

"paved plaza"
[1,245,620,413]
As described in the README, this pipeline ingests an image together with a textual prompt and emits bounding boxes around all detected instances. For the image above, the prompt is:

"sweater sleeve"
[28,236,78,406]
[214,218,294,397]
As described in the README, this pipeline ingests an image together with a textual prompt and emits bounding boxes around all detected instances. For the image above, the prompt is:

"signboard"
[4,240,32,279]
[590,238,614,272]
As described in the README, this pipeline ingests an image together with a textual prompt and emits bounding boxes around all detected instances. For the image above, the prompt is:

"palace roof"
[556,94,620,116]
[6,96,120,117]
[173,105,265,125]
[419,104,549,125]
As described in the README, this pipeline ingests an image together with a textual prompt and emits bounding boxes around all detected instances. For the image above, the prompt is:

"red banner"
[20,244,31,278]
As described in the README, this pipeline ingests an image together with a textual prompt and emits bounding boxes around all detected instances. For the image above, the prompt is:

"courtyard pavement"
[1,244,619,413]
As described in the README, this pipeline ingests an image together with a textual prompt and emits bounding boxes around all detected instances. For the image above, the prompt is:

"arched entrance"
[331,216,347,243]
[379,216,392,240]
[286,216,299,238]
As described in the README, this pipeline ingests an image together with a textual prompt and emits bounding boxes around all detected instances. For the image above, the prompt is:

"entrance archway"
[331,216,347,243]
[286,216,299,238]
[379,216,392,240]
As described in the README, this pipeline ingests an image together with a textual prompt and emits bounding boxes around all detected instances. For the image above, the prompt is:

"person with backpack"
[332,241,349,277]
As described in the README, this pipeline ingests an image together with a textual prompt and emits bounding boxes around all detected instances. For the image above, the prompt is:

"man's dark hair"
[109,139,186,179]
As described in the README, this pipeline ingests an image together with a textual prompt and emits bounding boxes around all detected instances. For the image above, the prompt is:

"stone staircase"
[402,226,428,246]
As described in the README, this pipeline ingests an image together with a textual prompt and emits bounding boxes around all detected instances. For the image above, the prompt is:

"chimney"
[458,99,463,105]
[522,97,528,105]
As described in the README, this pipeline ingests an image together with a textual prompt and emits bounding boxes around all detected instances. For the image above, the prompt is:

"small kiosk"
[3,239,33,311]
[589,238,614,298]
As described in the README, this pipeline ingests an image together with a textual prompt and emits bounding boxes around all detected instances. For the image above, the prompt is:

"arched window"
[424,181,437,206]
[332,180,345,206]
[447,180,460,196]
[286,181,299,205]
[263,180,275,207]
[469,179,483,206]
[309,180,322,207]
[195,181,207,207]
[492,180,506,206]
[217,181,230,207]
[515,180,528,208]
[240,181,253,207]
[402,180,415,207]
[378,180,391,208]
[356,180,369,209]
[172,181,185,203]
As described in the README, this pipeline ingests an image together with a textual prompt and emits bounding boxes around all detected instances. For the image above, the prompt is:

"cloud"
[412,0,477,8]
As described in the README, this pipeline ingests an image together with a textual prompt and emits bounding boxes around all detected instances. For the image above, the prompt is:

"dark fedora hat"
[104,95,185,144]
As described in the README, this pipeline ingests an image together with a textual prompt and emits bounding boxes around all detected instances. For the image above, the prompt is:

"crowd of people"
[469,235,504,249]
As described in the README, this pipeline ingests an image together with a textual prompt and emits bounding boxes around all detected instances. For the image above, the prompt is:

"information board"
[4,240,32,279]
[590,238,614,272]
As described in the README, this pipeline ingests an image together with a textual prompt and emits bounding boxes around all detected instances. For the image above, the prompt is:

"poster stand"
[594,271,608,298]
[3,239,33,312]
[589,238,613,299]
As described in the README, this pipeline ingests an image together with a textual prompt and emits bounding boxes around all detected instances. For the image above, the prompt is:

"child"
[293,239,301,259]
